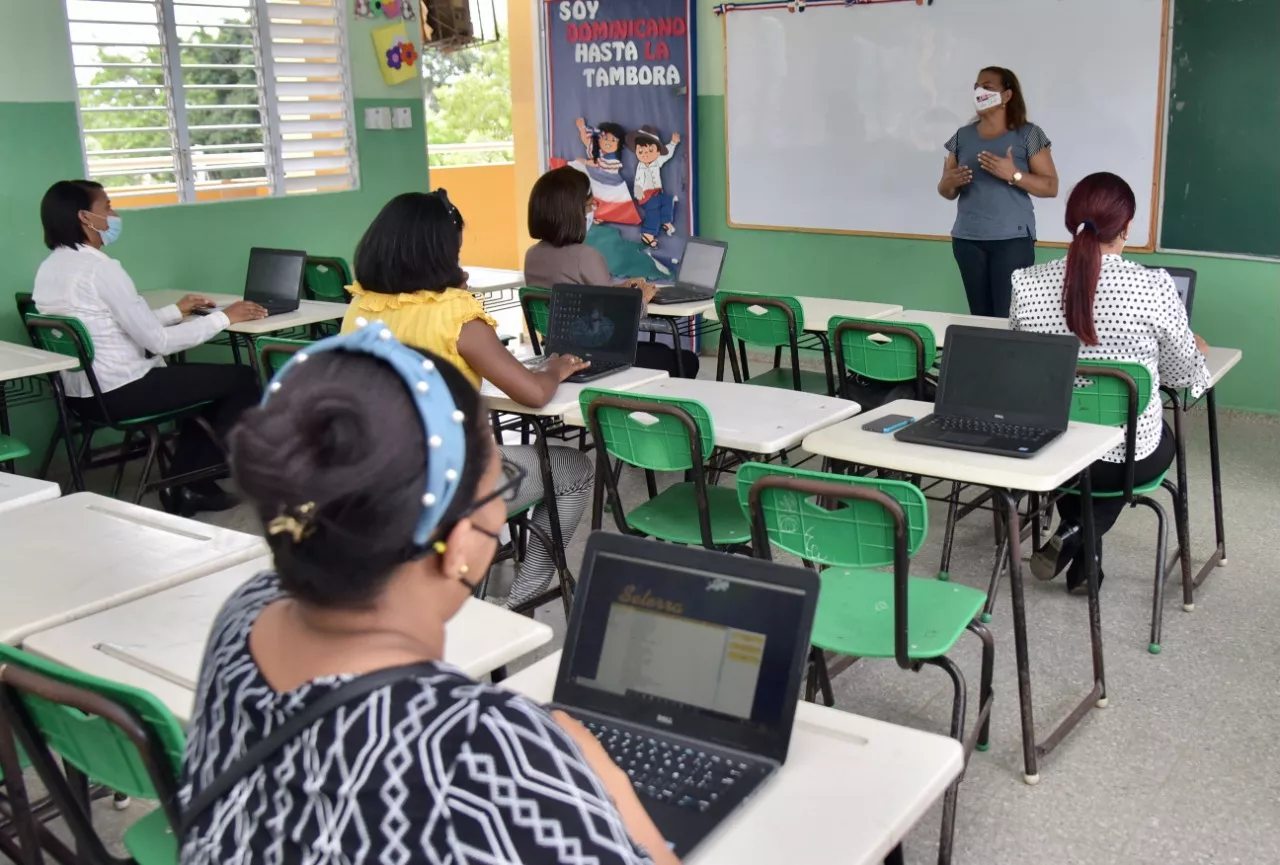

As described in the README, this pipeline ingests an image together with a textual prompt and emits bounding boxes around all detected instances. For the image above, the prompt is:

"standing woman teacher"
[938,67,1059,317]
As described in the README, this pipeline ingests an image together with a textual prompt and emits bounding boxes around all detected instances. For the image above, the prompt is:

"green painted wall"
[692,2,1278,414]
[0,4,431,460]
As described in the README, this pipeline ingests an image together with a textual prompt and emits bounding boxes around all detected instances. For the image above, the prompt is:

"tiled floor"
[7,381,1279,865]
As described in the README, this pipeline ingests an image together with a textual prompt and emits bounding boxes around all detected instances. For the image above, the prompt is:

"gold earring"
[432,540,447,555]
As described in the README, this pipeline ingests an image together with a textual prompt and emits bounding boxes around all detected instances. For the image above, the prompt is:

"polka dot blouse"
[1010,254,1210,464]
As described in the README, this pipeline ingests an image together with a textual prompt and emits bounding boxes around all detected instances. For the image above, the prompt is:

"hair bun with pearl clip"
[260,321,469,548]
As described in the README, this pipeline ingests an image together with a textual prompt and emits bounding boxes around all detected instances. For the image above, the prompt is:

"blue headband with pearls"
[262,319,468,546]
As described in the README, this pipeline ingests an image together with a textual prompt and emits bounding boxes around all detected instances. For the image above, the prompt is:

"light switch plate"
[392,106,413,129]
[363,106,392,130]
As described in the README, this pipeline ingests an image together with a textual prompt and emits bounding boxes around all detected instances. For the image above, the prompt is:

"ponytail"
[1061,173,1137,346]
[1063,220,1101,345]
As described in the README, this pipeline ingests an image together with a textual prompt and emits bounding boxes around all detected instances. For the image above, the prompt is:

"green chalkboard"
[1160,0,1280,258]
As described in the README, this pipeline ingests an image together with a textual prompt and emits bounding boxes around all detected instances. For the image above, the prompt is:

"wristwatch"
[1010,171,1024,186]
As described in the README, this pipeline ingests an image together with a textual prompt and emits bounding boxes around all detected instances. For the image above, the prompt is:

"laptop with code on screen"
[552,532,818,857]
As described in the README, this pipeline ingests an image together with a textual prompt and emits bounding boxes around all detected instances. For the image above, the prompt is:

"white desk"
[0,341,80,382]
[0,474,59,514]
[144,290,348,335]
[804,400,1123,785]
[500,653,962,865]
[481,367,668,417]
[0,493,266,645]
[1204,346,1243,388]
[883,310,1008,346]
[709,296,903,333]
[465,266,525,295]
[23,556,554,724]
[804,400,1121,493]
[562,378,861,454]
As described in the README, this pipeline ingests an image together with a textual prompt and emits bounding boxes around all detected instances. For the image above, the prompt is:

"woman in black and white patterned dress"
[179,328,677,864]
[1010,171,1209,593]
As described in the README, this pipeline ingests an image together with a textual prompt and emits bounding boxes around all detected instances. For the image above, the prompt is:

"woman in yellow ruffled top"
[341,191,594,608]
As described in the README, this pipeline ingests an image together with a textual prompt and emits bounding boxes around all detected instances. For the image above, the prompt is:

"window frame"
[63,0,360,209]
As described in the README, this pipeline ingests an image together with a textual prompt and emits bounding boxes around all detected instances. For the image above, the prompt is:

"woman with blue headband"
[179,326,676,864]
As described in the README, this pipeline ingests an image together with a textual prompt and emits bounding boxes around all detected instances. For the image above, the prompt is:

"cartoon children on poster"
[628,125,680,247]
[564,116,682,241]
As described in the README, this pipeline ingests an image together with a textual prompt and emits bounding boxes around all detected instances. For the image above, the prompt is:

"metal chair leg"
[937,481,961,580]
[1163,477,1195,612]
[109,431,134,498]
[133,426,163,505]
[1133,495,1170,654]
[966,620,996,750]
[920,654,967,865]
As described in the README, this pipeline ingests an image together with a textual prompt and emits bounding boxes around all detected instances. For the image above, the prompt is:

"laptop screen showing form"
[675,239,727,290]
[559,546,810,759]
[937,328,1079,430]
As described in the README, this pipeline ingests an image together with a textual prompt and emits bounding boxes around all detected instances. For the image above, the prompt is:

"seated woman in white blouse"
[32,180,268,515]
[1010,171,1210,593]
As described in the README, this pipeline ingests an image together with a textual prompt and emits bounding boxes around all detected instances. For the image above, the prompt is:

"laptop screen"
[557,542,812,759]
[244,248,305,307]
[675,239,727,291]
[938,327,1080,429]
[548,285,642,360]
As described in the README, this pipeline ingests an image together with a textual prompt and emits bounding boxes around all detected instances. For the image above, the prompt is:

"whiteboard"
[723,0,1167,247]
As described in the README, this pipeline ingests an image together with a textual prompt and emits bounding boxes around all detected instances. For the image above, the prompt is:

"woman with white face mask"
[31,180,268,515]
[937,67,1059,318]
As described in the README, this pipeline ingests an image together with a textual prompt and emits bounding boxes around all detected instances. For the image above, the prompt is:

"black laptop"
[1159,266,1197,320]
[552,532,818,857]
[650,237,728,305]
[539,283,644,382]
[893,326,1079,458]
[192,247,306,317]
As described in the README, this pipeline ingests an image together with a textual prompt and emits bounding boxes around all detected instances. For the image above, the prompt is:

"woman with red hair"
[1010,172,1209,593]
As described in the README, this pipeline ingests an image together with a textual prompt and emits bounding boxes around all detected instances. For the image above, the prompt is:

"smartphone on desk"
[862,414,915,435]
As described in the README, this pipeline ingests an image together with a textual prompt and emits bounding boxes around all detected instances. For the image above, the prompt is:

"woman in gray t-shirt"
[937,66,1059,318]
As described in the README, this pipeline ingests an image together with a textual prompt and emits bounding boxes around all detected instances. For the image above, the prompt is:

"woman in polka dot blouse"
[1010,171,1209,594]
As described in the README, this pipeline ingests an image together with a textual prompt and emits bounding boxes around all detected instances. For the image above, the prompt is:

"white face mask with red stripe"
[974,87,1004,112]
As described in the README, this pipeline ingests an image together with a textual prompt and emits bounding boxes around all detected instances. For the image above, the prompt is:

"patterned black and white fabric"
[1010,254,1210,463]
[179,571,654,865]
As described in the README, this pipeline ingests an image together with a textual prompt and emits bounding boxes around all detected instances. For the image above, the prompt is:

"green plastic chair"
[1046,360,1188,655]
[715,292,834,395]
[582,388,751,550]
[256,336,313,384]
[829,316,937,401]
[519,287,551,355]
[303,256,352,302]
[740,461,993,865]
[24,314,217,504]
[0,644,182,864]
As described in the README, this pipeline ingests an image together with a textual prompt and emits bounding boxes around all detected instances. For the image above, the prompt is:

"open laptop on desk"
[650,237,728,305]
[552,532,818,857]
[525,284,643,383]
[894,326,1079,458]
[192,247,306,317]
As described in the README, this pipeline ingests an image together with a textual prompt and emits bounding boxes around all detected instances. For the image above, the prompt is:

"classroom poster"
[543,0,696,269]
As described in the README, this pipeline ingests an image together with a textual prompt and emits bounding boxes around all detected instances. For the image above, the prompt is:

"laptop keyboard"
[567,359,625,381]
[929,415,1047,440]
[584,720,747,812]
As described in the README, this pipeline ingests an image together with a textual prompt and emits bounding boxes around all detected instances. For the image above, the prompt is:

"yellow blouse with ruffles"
[340,283,497,387]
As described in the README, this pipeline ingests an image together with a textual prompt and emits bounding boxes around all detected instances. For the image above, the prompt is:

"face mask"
[974,87,1004,112]
[586,208,596,225]
[87,213,123,246]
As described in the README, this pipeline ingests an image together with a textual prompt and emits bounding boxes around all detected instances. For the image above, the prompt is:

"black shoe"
[171,486,239,517]
[1030,523,1080,582]
[1067,559,1105,595]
